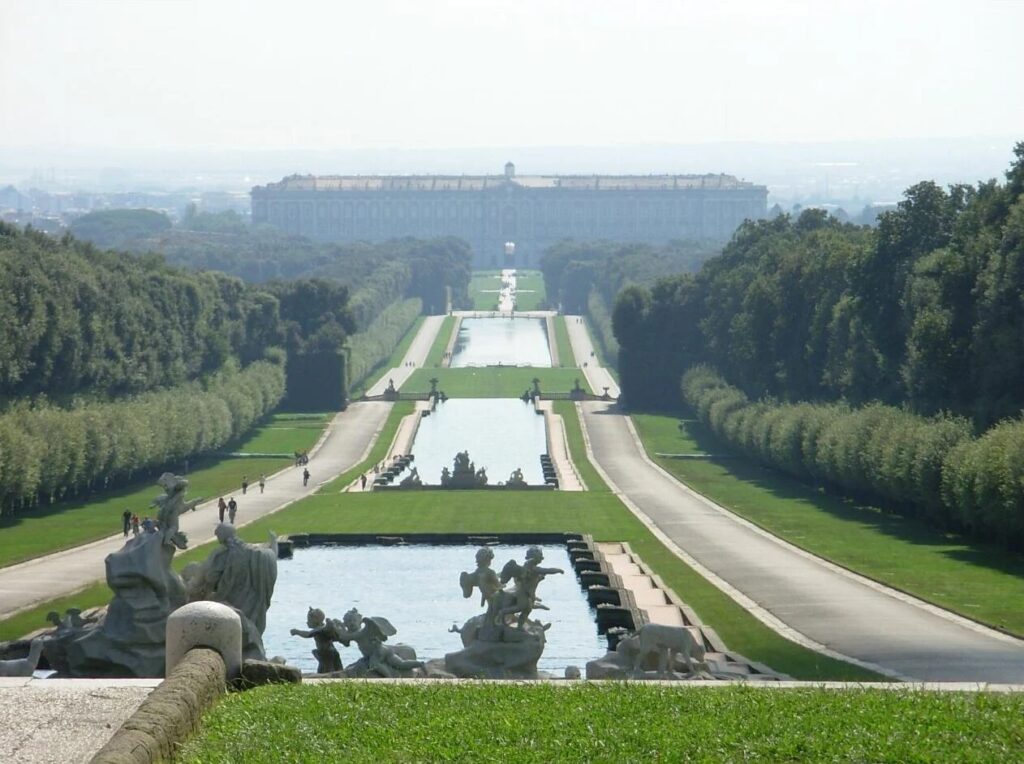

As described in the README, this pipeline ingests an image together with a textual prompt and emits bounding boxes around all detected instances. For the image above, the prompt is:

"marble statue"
[585,624,708,680]
[399,467,422,488]
[506,468,527,487]
[445,547,562,679]
[0,639,44,677]
[333,608,424,678]
[290,607,343,673]
[42,474,197,677]
[183,523,278,660]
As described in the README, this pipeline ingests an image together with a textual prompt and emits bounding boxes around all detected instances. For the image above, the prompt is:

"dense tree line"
[346,298,422,392]
[0,223,279,400]
[0,355,285,514]
[682,366,1024,548]
[69,209,172,249]
[540,240,719,366]
[613,144,1024,426]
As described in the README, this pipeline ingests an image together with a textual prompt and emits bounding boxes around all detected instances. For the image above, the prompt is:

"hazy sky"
[1,0,1022,152]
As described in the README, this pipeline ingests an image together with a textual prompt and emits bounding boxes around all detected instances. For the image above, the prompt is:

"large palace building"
[251,163,767,268]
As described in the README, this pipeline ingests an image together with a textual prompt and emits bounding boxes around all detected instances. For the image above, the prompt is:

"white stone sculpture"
[166,601,243,678]
[183,523,278,661]
[0,639,44,677]
[444,547,562,679]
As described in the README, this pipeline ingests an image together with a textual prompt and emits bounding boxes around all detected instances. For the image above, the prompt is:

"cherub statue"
[151,472,201,551]
[334,608,424,678]
[290,606,343,673]
[498,547,564,629]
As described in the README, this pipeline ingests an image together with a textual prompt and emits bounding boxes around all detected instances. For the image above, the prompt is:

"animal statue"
[631,624,706,677]
[0,639,44,677]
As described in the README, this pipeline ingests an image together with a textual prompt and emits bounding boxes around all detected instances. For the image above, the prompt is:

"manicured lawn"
[469,271,502,310]
[423,316,456,367]
[0,413,333,570]
[514,270,546,310]
[402,367,593,398]
[632,412,1024,636]
[181,683,1024,762]
[232,413,333,455]
[552,315,574,367]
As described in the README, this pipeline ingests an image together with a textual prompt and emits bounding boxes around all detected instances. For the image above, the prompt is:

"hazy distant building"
[251,163,767,267]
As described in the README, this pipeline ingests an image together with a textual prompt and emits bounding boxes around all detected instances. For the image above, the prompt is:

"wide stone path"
[564,317,1024,682]
[0,316,445,622]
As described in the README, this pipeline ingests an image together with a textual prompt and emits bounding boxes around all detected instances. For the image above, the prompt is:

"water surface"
[451,317,551,367]
[263,544,606,674]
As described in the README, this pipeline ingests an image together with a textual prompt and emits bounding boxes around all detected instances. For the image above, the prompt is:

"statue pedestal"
[444,614,547,679]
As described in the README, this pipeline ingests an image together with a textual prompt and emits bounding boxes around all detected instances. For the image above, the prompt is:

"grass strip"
[181,683,1024,762]
[317,402,415,493]
[0,411,334,569]
[423,316,456,368]
[552,315,574,367]
[403,367,593,398]
[552,401,604,491]
[632,412,1024,636]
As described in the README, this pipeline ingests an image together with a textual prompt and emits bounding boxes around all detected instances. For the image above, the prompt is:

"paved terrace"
[563,316,1024,682]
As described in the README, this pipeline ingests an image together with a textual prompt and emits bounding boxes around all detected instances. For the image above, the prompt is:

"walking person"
[303,467,310,487]
[122,509,131,537]
[131,514,140,536]
[228,496,238,524]
[217,497,227,523]
[259,474,266,494]
[360,473,367,490]
[241,475,249,495]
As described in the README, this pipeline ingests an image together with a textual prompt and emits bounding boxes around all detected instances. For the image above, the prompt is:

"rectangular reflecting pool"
[451,317,552,367]
[411,398,547,485]
[263,544,607,674]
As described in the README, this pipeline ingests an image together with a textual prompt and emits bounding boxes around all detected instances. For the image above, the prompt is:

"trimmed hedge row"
[346,298,423,393]
[586,292,619,367]
[681,365,1024,547]
[0,354,285,514]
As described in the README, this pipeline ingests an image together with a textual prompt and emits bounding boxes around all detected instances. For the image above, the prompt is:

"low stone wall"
[91,648,226,764]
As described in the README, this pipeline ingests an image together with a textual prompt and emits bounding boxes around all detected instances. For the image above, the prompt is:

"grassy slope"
[513,270,546,310]
[181,684,1024,762]
[0,413,332,569]
[403,367,593,398]
[583,315,620,383]
[633,413,1024,636]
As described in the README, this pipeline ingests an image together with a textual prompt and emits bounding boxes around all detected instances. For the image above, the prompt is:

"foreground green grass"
[513,270,546,310]
[469,271,502,310]
[633,412,1024,636]
[403,367,593,398]
[181,683,1024,762]
[0,412,333,569]
[423,315,456,367]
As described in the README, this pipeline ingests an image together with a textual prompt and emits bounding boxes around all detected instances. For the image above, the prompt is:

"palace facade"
[251,163,767,268]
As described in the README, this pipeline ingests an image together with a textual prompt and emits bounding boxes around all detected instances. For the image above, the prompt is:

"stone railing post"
[165,601,242,679]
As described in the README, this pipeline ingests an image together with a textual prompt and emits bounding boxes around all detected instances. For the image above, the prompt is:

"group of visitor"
[217,496,238,524]
[120,510,156,537]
